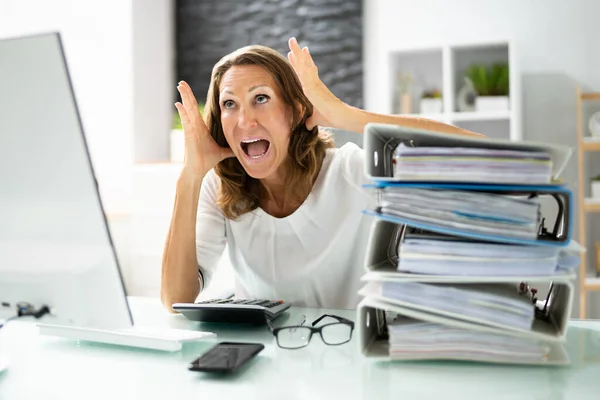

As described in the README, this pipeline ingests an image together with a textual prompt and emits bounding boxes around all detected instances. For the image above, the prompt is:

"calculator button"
[250,300,268,306]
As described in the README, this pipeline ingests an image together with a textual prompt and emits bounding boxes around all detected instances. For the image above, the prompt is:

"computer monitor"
[0,32,132,331]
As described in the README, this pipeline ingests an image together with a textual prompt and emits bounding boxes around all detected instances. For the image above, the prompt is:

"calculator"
[172,298,291,325]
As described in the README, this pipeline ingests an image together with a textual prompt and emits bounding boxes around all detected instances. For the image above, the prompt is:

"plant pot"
[400,93,412,114]
[420,98,442,114]
[592,181,600,199]
[170,129,184,163]
[475,96,509,112]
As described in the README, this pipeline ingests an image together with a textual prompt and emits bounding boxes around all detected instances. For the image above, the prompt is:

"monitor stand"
[36,323,217,352]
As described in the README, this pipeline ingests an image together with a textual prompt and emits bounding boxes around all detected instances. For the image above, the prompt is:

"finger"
[177,83,190,107]
[175,102,190,127]
[301,47,316,67]
[287,51,297,67]
[288,37,302,54]
[178,83,195,110]
[179,81,199,107]
[302,46,310,55]
[178,84,199,121]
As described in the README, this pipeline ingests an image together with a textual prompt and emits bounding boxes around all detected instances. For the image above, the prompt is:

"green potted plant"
[170,103,204,163]
[419,88,443,114]
[592,174,600,199]
[465,63,509,112]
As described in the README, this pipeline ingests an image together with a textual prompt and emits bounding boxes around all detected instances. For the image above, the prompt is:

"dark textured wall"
[175,0,363,108]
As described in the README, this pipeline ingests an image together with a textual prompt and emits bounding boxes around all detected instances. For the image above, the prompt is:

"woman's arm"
[332,99,483,137]
[287,37,484,138]
[161,171,203,312]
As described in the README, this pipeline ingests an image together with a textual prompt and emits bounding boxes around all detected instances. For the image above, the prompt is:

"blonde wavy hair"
[204,45,335,220]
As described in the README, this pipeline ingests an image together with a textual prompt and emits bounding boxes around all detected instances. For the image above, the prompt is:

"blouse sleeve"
[340,142,370,190]
[195,169,227,290]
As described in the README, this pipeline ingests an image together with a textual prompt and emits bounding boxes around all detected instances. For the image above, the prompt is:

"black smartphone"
[187,342,265,373]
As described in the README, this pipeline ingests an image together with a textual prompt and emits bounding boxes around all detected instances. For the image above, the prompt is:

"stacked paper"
[360,281,535,331]
[392,144,553,184]
[379,186,541,239]
[357,124,580,366]
[397,230,580,277]
[385,316,550,364]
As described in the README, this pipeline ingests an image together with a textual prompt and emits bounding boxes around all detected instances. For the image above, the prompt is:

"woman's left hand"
[287,37,345,130]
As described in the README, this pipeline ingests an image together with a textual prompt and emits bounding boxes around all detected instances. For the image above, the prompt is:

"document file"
[392,144,552,184]
[364,181,573,247]
[397,232,580,277]
[386,316,550,364]
[360,281,535,331]
[356,297,572,365]
[363,123,572,184]
[378,186,540,240]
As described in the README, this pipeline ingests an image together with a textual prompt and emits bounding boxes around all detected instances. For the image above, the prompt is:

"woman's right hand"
[175,81,234,177]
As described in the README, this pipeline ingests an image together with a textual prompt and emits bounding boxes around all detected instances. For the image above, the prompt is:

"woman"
[161,37,483,311]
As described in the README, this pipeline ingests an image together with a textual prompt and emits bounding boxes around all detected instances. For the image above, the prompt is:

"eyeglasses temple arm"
[311,314,353,326]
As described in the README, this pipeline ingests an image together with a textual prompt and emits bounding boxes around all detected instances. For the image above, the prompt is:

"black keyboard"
[172,298,291,325]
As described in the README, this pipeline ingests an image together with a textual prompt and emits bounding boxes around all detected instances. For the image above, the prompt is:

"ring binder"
[357,298,571,365]
[364,123,573,184]
[363,182,574,247]
[361,219,579,283]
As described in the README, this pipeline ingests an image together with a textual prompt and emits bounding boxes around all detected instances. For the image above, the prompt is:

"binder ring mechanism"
[381,137,416,177]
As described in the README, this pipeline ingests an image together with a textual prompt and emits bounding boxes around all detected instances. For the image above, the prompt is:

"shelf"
[399,113,446,121]
[582,137,600,151]
[450,110,511,122]
[585,276,600,290]
[581,92,600,101]
[399,111,510,122]
[584,198,600,212]
[386,40,518,141]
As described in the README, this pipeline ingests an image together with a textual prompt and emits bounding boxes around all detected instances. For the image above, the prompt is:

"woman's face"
[219,65,293,181]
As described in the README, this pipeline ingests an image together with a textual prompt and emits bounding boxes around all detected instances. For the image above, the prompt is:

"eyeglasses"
[267,314,355,349]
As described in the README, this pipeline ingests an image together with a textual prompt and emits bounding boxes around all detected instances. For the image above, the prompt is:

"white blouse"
[195,142,374,309]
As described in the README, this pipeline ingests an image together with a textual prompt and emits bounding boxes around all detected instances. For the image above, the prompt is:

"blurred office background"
[1,0,600,317]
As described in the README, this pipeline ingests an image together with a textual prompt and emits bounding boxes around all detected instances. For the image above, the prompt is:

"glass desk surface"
[1,297,600,400]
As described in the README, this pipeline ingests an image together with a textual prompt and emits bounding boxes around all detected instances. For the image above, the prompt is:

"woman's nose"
[238,106,258,129]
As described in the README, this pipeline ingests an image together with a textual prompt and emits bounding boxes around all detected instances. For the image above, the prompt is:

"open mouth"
[240,138,271,159]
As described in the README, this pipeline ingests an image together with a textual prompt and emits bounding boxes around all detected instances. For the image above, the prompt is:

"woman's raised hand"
[287,37,345,130]
[175,81,234,176]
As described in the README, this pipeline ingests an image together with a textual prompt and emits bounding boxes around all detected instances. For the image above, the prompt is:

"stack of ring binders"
[356,123,585,366]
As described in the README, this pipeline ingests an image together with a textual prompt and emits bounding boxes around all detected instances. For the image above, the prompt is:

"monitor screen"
[0,32,131,329]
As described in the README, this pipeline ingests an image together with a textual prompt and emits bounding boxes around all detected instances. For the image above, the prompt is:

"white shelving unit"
[387,40,521,141]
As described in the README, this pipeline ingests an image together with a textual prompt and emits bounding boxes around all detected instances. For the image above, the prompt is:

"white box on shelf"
[591,181,600,199]
[475,96,509,112]
[420,98,443,114]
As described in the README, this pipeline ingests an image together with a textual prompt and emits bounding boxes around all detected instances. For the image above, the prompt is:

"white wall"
[132,0,174,163]
[364,0,600,317]
[0,0,134,216]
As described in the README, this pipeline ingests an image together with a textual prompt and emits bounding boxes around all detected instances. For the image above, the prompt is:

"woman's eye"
[256,94,269,104]
[223,100,235,109]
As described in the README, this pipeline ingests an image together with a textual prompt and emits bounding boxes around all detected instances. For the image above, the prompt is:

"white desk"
[1,297,600,399]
